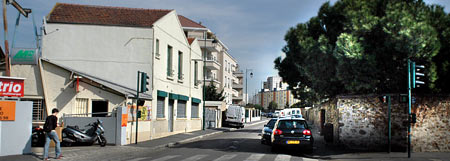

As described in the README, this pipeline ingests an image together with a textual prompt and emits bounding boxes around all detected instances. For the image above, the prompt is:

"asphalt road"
[116,120,319,161]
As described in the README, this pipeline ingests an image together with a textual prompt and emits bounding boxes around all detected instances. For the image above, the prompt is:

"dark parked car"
[261,118,278,145]
[270,118,313,153]
[267,112,273,118]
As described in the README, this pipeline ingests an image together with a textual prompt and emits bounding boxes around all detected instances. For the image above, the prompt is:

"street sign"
[0,76,25,97]
[0,101,16,121]
[11,48,38,65]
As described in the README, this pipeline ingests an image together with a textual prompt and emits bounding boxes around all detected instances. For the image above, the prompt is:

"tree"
[205,82,225,101]
[268,101,278,112]
[275,0,449,104]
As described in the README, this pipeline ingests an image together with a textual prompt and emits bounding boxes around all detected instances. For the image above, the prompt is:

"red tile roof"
[187,38,195,45]
[178,15,206,28]
[47,3,172,27]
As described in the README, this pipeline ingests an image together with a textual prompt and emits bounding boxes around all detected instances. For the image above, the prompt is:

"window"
[194,61,198,86]
[277,120,307,129]
[225,60,228,71]
[157,97,165,118]
[75,98,89,116]
[167,45,173,77]
[155,39,160,57]
[228,62,231,73]
[191,103,199,118]
[23,99,46,121]
[178,51,183,80]
[177,100,187,118]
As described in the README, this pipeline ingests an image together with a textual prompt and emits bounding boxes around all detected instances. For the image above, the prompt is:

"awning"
[169,93,178,100]
[157,90,168,97]
[192,97,201,103]
[178,95,189,101]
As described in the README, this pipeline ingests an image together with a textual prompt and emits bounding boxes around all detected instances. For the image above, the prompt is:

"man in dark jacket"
[43,108,62,160]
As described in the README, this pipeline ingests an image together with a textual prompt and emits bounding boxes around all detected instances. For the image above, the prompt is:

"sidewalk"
[0,120,267,161]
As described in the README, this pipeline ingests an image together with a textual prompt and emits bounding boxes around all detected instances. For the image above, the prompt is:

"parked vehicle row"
[260,117,314,154]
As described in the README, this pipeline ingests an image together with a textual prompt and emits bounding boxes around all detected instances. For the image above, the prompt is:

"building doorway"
[92,100,108,117]
[168,100,174,132]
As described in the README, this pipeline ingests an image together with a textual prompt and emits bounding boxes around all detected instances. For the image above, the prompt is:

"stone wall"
[411,96,450,152]
[307,94,450,152]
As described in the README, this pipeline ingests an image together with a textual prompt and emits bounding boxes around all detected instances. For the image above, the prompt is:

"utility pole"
[2,0,31,76]
[202,31,206,130]
[3,0,10,76]
[407,59,425,158]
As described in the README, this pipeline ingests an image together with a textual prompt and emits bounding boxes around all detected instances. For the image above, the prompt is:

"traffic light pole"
[407,60,411,158]
[136,71,141,144]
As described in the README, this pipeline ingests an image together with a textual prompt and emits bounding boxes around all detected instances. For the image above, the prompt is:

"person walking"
[43,108,62,160]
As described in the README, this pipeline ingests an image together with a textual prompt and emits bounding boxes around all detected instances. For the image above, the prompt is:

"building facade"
[178,16,241,106]
[34,3,204,142]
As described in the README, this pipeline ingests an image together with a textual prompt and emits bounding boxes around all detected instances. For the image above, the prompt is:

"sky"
[1,0,449,98]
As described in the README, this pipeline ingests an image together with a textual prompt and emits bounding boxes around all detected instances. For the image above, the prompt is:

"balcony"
[198,39,221,52]
[233,71,244,78]
[233,82,243,89]
[204,59,221,70]
[233,94,244,101]
[204,76,221,85]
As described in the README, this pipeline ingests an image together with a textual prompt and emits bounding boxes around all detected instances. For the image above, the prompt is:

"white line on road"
[274,154,291,161]
[244,154,265,161]
[212,154,238,161]
[182,154,208,161]
[302,157,319,161]
[151,155,180,161]
[127,157,152,161]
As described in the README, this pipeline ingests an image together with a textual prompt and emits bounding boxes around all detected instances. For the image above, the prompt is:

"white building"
[178,16,241,105]
[39,3,203,142]
[263,76,288,91]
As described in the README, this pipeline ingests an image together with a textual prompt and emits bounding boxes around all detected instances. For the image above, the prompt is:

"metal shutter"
[177,100,186,118]
[191,103,199,118]
[157,97,165,118]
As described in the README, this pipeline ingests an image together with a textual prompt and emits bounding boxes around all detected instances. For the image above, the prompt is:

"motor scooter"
[62,119,107,147]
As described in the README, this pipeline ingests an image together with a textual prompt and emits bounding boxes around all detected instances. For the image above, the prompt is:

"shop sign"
[0,77,25,97]
[11,48,38,65]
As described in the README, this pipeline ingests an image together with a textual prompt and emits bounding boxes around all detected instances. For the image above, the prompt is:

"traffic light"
[140,72,150,92]
[410,62,425,88]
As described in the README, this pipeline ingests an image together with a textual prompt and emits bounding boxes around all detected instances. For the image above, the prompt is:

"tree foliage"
[205,83,225,101]
[268,101,278,111]
[275,0,450,103]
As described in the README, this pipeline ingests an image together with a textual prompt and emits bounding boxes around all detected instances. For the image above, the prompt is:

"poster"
[0,101,16,121]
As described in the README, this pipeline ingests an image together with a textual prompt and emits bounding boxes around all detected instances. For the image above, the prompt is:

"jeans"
[43,131,61,159]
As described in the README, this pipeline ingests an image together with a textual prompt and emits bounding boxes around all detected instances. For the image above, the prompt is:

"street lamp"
[245,68,253,105]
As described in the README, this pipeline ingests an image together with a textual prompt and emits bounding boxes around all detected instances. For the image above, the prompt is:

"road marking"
[151,155,180,161]
[244,154,265,161]
[127,157,151,161]
[212,154,238,161]
[302,158,319,161]
[182,155,208,161]
[274,154,291,161]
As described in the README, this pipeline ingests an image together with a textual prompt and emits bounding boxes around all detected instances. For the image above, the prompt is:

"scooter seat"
[67,126,87,133]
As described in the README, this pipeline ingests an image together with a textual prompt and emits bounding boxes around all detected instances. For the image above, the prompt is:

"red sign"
[0,77,25,97]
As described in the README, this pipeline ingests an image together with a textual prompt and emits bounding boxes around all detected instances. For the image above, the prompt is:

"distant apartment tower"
[263,76,288,91]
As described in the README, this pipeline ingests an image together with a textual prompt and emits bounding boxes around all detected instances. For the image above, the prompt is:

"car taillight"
[274,129,283,135]
[303,129,311,135]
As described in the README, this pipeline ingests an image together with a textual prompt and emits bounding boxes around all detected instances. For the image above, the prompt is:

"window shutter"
[177,100,187,118]
[157,97,165,118]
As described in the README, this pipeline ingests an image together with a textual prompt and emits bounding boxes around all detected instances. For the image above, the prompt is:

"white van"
[225,105,245,128]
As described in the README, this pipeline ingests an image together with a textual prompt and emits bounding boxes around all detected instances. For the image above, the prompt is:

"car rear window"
[277,120,307,129]
[267,119,277,128]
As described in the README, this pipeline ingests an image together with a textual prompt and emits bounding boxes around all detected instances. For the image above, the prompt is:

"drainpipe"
[202,31,206,130]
